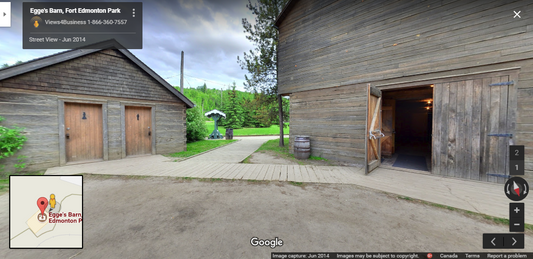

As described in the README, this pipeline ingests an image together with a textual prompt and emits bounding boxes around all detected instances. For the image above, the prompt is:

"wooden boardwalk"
[45,136,533,224]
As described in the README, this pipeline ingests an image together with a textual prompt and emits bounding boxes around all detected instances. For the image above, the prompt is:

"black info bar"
[271,253,533,259]
[23,2,143,49]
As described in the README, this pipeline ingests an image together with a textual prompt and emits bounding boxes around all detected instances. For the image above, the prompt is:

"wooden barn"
[275,0,533,182]
[0,40,194,173]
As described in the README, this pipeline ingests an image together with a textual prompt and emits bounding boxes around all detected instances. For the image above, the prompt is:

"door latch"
[66,133,70,139]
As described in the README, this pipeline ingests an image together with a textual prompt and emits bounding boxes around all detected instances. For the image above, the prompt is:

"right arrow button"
[484,234,524,249]
[504,234,524,249]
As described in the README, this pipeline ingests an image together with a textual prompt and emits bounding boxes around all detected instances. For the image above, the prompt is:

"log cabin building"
[0,40,194,173]
[275,0,533,182]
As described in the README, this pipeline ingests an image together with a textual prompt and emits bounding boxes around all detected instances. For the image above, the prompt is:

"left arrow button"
[484,234,504,248]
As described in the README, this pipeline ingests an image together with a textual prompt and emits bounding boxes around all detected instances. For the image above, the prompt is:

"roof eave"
[0,39,195,108]
[116,48,195,108]
[274,0,298,28]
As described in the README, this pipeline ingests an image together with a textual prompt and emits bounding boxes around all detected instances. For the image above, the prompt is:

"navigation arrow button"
[503,234,524,249]
[483,234,504,248]
[0,2,10,27]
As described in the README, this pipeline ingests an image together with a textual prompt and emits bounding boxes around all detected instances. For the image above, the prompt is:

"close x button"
[483,234,524,249]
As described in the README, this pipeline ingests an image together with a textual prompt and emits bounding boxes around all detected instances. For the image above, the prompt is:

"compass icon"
[504,177,529,201]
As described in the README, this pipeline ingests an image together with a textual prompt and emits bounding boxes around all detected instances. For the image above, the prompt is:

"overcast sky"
[0,0,257,91]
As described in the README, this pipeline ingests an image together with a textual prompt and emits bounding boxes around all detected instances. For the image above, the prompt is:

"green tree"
[220,82,244,129]
[197,82,207,93]
[241,93,273,128]
[238,0,289,146]
[241,98,258,128]
[0,116,28,172]
[1,60,24,69]
[181,85,286,128]
[186,107,208,143]
[238,0,288,95]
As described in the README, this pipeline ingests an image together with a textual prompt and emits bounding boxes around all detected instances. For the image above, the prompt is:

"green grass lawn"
[256,137,291,153]
[243,137,328,165]
[167,139,237,158]
[205,121,289,136]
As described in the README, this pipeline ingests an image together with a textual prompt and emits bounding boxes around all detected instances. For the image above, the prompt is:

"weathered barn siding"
[0,90,60,171]
[0,48,189,173]
[0,49,179,103]
[155,103,187,154]
[108,101,123,160]
[278,0,533,93]
[0,89,187,172]
[429,71,517,183]
[375,61,532,181]
[277,0,533,181]
[289,84,367,163]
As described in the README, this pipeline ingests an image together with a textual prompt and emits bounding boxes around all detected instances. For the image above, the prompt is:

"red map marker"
[37,197,48,216]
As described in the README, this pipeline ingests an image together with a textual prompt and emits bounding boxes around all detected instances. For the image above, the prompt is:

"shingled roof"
[0,39,195,108]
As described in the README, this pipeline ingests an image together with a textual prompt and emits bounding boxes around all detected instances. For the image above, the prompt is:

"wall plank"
[290,83,367,164]
[1,49,181,103]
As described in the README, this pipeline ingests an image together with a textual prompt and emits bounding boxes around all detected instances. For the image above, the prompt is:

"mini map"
[10,175,82,248]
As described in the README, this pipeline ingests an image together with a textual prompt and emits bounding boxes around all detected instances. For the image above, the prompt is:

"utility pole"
[180,51,184,93]
[278,94,284,147]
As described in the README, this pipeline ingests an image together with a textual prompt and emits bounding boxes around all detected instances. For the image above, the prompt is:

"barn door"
[431,75,515,183]
[125,106,152,156]
[381,99,395,156]
[65,103,103,162]
[365,84,383,174]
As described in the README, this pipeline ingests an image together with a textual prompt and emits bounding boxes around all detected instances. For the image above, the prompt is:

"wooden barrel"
[294,135,311,160]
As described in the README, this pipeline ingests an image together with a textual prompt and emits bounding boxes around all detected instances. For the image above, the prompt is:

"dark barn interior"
[381,85,434,171]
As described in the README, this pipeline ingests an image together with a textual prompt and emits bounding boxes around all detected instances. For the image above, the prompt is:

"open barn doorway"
[380,85,433,172]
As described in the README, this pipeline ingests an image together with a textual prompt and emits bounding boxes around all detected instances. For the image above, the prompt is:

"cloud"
[1,0,258,91]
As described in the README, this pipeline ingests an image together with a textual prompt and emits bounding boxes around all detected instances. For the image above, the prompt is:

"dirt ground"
[2,175,531,258]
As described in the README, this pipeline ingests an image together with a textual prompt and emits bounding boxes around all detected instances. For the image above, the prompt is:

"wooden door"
[381,99,395,156]
[432,75,515,183]
[365,84,382,174]
[65,103,103,162]
[125,106,152,156]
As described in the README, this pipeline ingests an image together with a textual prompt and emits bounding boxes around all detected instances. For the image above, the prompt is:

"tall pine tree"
[238,0,289,145]
[238,0,288,95]
[221,82,244,129]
